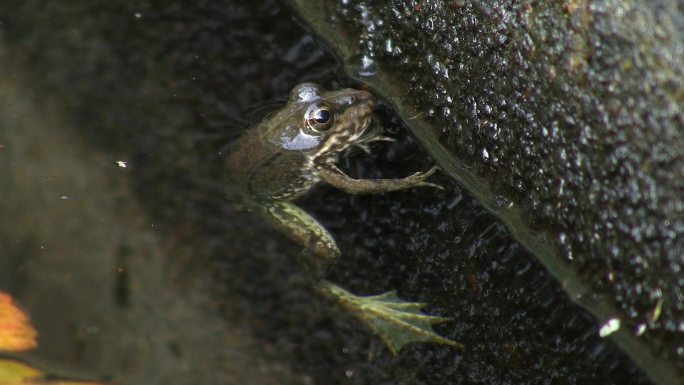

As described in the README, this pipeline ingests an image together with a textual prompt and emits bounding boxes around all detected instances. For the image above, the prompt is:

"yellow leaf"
[0,292,38,352]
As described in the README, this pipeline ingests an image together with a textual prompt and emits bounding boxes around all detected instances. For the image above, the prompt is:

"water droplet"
[599,318,621,337]
[384,38,393,53]
[358,55,376,77]
[493,195,513,208]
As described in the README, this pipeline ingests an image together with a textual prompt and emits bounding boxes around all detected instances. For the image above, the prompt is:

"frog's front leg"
[258,200,462,354]
[316,164,443,194]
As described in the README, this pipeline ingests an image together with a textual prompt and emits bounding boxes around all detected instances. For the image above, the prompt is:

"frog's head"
[271,83,375,159]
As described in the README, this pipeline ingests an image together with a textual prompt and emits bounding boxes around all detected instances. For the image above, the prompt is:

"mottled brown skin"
[227,83,374,201]
[226,83,461,354]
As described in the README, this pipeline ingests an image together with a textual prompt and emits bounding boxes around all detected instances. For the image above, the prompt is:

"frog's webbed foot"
[321,282,463,354]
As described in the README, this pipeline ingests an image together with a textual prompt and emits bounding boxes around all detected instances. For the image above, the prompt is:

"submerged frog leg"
[317,164,443,193]
[320,282,464,354]
[259,200,340,272]
[257,201,460,354]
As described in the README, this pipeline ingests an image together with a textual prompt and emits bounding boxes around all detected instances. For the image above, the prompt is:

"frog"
[226,83,463,354]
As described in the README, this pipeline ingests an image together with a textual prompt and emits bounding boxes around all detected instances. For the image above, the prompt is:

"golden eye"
[305,103,335,131]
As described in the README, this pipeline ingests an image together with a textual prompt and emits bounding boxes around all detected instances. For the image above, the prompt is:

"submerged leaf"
[0,292,38,352]
[0,357,115,385]
[0,293,115,385]
[0,358,43,382]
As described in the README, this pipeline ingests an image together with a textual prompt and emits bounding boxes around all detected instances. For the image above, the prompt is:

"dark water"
[0,1,652,384]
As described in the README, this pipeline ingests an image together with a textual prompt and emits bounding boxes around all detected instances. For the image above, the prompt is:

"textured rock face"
[292,0,684,382]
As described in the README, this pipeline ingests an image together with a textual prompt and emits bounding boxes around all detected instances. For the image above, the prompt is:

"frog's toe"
[355,142,372,155]
[322,282,463,354]
[407,166,444,190]
[424,165,441,176]
[417,181,445,190]
[368,135,396,143]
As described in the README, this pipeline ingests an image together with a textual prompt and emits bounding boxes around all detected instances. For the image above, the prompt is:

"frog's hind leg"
[259,201,462,354]
[319,282,464,354]
[259,201,340,273]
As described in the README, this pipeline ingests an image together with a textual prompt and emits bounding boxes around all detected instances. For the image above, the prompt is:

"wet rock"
[292,1,684,384]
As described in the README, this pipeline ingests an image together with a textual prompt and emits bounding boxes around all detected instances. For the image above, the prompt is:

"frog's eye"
[305,103,335,132]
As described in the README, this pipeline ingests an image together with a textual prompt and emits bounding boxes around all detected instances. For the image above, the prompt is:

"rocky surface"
[292,1,684,384]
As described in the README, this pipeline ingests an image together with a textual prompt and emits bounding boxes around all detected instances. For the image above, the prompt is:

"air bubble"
[358,55,377,77]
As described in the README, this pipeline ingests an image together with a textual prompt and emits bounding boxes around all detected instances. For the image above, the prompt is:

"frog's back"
[226,127,315,201]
